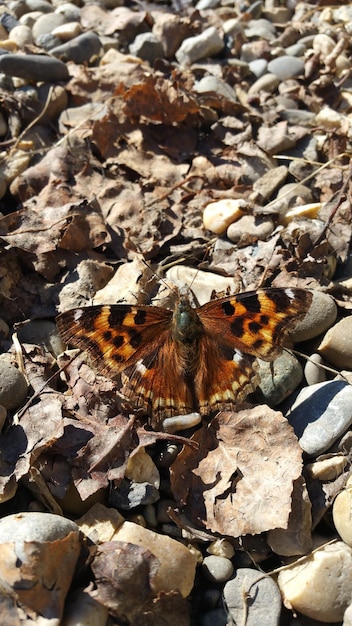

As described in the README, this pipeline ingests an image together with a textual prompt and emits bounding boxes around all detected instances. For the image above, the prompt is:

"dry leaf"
[171,406,303,537]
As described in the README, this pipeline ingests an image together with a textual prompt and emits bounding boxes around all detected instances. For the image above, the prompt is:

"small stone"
[0,53,69,81]
[289,290,337,343]
[0,359,28,409]
[51,21,81,41]
[248,73,280,95]
[194,76,237,102]
[306,455,347,481]
[50,31,102,64]
[257,352,304,407]
[304,353,327,385]
[286,380,352,456]
[17,319,65,358]
[249,58,268,77]
[202,555,234,583]
[76,502,124,544]
[55,2,81,21]
[152,13,189,59]
[278,202,322,226]
[109,478,159,510]
[318,317,352,369]
[32,12,66,42]
[316,106,343,130]
[207,539,235,559]
[227,214,274,243]
[278,541,352,622]
[9,24,33,47]
[114,521,197,597]
[175,26,224,66]
[224,568,282,626]
[333,476,352,547]
[203,198,248,235]
[125,447,160,488]
[244,19,276,41]
[313,33,336,56]
[267,56,305,80]
[129,32,164,64]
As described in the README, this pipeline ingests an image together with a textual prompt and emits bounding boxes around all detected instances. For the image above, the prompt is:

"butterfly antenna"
[140,259,179,298]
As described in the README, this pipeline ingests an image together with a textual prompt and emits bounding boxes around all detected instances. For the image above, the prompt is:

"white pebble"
[203,198,248,234]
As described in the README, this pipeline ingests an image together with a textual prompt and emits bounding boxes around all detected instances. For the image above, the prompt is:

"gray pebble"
[227,215,274,243]
[36,33,62,50]
[244,19,276,40]
[50,31,102,64]
[109,478,160,510]
[0,53,69,82]
[0,13,20,33]
[194,76,236,102]
[248,73,280,95]
[175,26,224,66]
[257,352,304,407]
[32,12,66,41]
[267,56,305,80]
[249,58,268,77]
[289,290,337,343]
[195,0,219,9]
[285,42,306,57]
[286,380,352,456]
[0,360,28,410]
[304,353,327,385]
[202,555,234,583]
[129,32,164,64]
[55,3,81,21]
[223,568,282,626]
[25,0,53,12]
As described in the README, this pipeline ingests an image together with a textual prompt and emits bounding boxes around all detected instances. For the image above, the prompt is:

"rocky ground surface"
[1,0,352,624]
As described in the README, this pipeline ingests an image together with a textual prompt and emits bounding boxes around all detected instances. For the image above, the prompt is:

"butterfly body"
[57,287,312,429]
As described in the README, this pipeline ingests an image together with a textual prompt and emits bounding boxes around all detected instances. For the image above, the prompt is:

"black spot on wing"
[222,301,235,316]
[243,294,261,313]
[248,320,262,334]
[267,290,291,312]
[129,327,143,349]
[134,309,147,325]
[230,317,244,336]
[108,306,133,327]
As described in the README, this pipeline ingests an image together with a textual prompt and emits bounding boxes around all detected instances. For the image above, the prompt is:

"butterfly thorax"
[172,296,204,345]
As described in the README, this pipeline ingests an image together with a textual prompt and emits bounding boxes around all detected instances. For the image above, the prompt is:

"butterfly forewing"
[56,304,173,379]
[198,288,312,361]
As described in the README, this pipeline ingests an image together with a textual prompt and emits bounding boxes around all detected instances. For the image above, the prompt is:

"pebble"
[50,31,102,64]
[109,478,160,510]
[257,352,304,407]
[248,73,280,95]
[223,568,282,626]
[125,446,160,488]
[0,359,28,409]
[202,555,234,583]
[0,53,69,82]
[129,32,164,64]
[288,290,337,343]
[306,455,347,481]
[249,58,268,78]
[207,539,235,559]
[318,317,352,370]
[278,541,352,622]
[333,475,352,547]
[113,520,197,597]
[304,353,327,385]
[175,26,224,66]
[0,512,81,621]
[31,12,66,42]
[313,33,336,56]
[251,165,288,202]
[244,19,276,41]
[203,198,248,235]
[227,214,274,243]
[9,24,33,47]
[194,76,237,102]
[267,56,305,80]
[286,380,352,456]
[51,21,81,41]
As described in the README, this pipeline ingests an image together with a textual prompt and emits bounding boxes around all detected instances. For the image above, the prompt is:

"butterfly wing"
[194,288,312,414]
[56,304,174,378]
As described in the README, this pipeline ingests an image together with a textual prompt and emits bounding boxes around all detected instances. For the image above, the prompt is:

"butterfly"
[56,288,312,430]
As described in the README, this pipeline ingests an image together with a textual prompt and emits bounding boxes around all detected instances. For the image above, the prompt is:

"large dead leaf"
[171,407,303,537]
